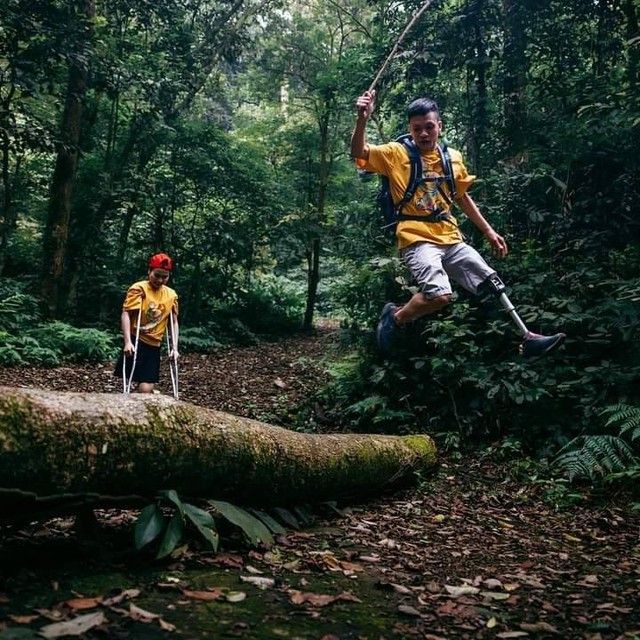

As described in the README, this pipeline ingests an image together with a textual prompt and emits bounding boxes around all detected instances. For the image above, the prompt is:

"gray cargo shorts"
[400,241,495,298]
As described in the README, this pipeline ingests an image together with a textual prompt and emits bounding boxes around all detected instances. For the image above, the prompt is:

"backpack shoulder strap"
[395,135,423,213]
[437,142,457,200]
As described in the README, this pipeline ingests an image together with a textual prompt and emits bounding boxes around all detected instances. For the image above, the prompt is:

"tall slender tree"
[41,0,95,317]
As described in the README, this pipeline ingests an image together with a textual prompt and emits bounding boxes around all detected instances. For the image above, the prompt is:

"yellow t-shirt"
[358,142,475,250]
[122,280,179,347]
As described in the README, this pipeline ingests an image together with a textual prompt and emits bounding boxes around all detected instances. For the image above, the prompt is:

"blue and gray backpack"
[360,133,457,237]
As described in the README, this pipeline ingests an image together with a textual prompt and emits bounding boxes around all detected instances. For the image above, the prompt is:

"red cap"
[148,253,173,271]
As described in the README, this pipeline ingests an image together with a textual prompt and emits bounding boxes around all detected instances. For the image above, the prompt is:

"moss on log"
[0,386,436,508]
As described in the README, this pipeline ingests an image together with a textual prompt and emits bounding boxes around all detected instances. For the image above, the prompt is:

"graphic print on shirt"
[140,301,165,335]
[414,170,446,215]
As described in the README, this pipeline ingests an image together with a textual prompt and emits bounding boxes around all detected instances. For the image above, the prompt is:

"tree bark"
[0,387,437,511]
[303,237,321,330]
[502,0,527,156]
[624,0,638,86]
[41,0,95,318]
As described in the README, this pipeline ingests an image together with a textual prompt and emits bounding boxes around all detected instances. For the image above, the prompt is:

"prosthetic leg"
[481,274,566,357]
[165,310,179,400]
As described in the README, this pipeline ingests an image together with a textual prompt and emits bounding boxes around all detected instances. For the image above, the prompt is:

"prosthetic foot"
[519,331,566,357]
[481,274,566,358]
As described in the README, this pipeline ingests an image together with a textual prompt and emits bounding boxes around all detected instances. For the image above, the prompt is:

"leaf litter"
[1,326,639,638]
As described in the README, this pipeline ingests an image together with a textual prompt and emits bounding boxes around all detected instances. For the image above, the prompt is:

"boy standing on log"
[350,90,565,357]
[114,253,179,393]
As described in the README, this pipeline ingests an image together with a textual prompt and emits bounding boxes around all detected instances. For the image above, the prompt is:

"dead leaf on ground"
[563,533,582,543]
[481,591,511,601]
[225,591,247,602]
[8,614,40,624]
[240,576,275,589]
[64,596,103,610]
[397,604,421,617]
[389,583,412,595]
[358,554,382,562]
[288,589,362,607]
[520,621,559,633]
[445,585,480,598]
[483,578,503,589]
[40,611,107,638]
[181,588,223,601]
[128,603,159,623]
[102,589,140,606]
[34,609,65,621]
[159,618,177,632]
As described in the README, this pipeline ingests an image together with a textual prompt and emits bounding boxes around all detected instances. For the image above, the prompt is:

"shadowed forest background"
[1,0,639,485]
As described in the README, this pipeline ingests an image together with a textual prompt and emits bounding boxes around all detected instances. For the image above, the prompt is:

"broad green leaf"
[159,489,184,518]
[194,523,219,552]
[271,507,300,529]
[157,514,184,559]
[134,504,165,550]
[319,502,345,517]
[184,503,215,528]
[249,509,286,535]
[293,505,312,525]
[209,500,274,547]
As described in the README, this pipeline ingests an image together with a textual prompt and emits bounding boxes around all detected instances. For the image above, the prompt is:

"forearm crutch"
[165,310,179,400]
[123,306,142,395]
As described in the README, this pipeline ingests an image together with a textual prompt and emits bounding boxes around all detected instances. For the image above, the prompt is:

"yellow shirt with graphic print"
[122,280,179,347]
[357,142,475,250]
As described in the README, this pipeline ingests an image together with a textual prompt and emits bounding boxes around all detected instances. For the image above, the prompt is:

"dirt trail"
[0,326,336,426]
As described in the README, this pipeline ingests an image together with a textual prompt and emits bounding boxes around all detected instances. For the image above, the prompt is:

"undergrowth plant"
[321,231,640,454]
[554,404,640,484]
[0,282,118,366]
[134,491,309,559]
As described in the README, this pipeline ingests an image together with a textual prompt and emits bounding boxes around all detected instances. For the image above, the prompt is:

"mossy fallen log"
[0,386,437,512]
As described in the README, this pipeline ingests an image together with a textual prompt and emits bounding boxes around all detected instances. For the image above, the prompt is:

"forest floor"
[0,326,639,640]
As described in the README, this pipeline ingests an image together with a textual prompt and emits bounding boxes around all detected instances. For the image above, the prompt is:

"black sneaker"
[519,331,566,358]
[376,303,400,354]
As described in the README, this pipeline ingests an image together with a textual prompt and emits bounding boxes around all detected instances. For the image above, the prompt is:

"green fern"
[555,435,639,482]
[33,322,116,363]
[602,404,640,441]
[0,292,41,332]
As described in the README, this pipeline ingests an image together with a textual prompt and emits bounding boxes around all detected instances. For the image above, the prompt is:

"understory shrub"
[0,285,118,366]
[178,326,223,354]
[554,404,640,486]
[320,237,640,454]
[35,322,118,363]
[235,274,305,333]
[179,274,305,351]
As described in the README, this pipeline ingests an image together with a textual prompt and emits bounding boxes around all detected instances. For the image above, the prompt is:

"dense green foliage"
[0,281,116,365]
[0,0,639,484]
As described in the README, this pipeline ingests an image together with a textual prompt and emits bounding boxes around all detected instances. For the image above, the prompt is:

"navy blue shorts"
[114,338,161,383]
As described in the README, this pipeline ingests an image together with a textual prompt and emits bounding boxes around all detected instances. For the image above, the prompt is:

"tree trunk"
[502,0,527,156]
[0,124,18,277]
[624,0,638,86]
[0,387,437,511]
[303,237,321,330]
[468,0,488,178]
[41,0,95,318]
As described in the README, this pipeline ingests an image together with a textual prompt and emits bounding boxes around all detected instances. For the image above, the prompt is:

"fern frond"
[554,435,639,482]
[602,403,640,441]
